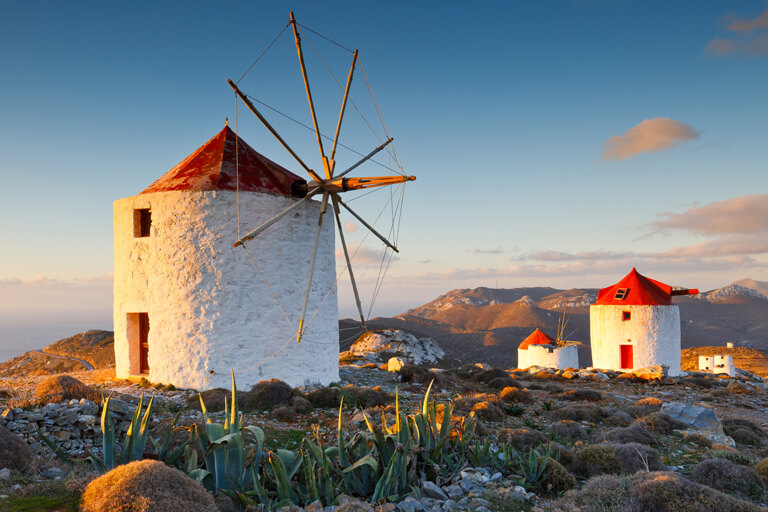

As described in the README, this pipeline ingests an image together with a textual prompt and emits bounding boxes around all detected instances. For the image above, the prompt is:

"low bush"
[690,458,765,501]
[290,395,313,413]
[558,389,603,402]
[500,386,533,403]
[0,424,34,473]
[710,449,757,466]
[497,428,549,453]
[306,387,342,408]
[684,433,713,448]
[271,405,295,421]
[605,424,657,446]
[80,459,218,512]
[399,364,441,385]
[573,443,664,477]
[540,457,577,494]
[723,418,768,447]
[186,388,234,411]
[471,400,505,422]
[634,397,662,407]
[341,386,388,409]
[552,421,589,441]
[241,379,294,411]
[34,375,101,405]
[637,412,686,434]
[551,403,603,423]
[754,457,768,485]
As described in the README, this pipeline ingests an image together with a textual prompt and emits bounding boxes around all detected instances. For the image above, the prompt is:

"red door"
[139,313,150,374]
[620,344,633,370]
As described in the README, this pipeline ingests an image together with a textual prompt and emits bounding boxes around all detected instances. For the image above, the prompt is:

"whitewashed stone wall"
[590,304,681,376]
[517,344,579,370]
[113,190,338,390]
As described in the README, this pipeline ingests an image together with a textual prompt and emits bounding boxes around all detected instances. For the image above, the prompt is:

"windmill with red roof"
[589,268,698,376]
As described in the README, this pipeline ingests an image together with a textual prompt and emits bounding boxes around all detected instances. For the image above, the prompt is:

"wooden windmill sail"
[228,12,415,343]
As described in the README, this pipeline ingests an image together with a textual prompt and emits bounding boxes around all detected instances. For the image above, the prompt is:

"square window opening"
[622,311,631,321]
[614,288,629,300]
[133,209,151,237]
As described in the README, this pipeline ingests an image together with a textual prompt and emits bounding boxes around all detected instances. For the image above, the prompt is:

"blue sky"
[1,1,767,357]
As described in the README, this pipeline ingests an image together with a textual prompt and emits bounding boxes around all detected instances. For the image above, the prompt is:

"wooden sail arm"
[315,174,415,193]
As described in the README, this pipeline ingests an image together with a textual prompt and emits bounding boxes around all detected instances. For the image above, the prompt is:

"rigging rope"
[236,22,291,84]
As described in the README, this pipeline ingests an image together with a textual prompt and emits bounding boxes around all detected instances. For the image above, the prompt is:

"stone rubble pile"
[0,397,137,458]
[346,330,445,366]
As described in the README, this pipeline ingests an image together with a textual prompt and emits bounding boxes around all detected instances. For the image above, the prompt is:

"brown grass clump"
[540,457,577,494]
[723,418,768,447]
[470,400,505,422]
[34,375,102,405]
[551,403,603,423]
[499,386,533,403]
[754,457,768,485]
[341,386,388,409]
[573,443,663,477]
[684,433,713,448]
[553,421,589,441]
[80,459,217,512]
[605,424,658,446]
[186,388,233,412]
[553,472,763,512]
[306,387,342,409]
[497,428,549,452]
[271,405,295,421]
[241,379,294,411]
[290,396,313,413]
[690,458,765,501]
[637,412,687,434]
[558,389,603,402]
[0,424,35,473]
[634,396,662,407]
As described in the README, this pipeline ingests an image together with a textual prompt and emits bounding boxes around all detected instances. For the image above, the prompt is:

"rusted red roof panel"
[519,328,556,350]
[141,125,306,196]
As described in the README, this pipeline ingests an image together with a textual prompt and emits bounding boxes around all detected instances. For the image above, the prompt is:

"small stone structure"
[347,329,444,365]
[517,328,579,370]
[113,126,338,390]
[590,268,698,377]
[699,355,736,377]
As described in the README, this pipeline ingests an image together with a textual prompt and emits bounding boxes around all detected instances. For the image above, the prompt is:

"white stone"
[590,304,681,376]
[387,357,406,372]
[349,329,444,365]
[113,190,338,390]
[517,344,578,370]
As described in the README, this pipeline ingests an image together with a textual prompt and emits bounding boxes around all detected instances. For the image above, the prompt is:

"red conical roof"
[519,328,555,350]
[595,268,698,306]
[141,125,306,197]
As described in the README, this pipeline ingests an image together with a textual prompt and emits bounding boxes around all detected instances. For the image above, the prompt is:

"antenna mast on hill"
[228,12,415,343]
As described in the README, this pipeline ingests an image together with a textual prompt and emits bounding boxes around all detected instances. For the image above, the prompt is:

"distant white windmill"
[228,12,416,344]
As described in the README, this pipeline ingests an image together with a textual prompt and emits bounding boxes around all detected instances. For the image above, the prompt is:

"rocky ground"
[3,355,768,511]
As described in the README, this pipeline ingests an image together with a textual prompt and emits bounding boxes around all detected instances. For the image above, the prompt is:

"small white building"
[590,268,697,377]
[113,125,339,390]
[517,328,579,370]
[699,355,735,377]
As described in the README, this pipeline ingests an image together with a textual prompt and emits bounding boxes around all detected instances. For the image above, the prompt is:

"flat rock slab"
[662,402,722,433]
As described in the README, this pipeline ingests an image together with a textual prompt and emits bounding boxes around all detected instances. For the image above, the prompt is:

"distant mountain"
[347,278,768,368]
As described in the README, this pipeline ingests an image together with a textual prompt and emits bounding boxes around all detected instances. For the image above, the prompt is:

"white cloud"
[602,118,699,160]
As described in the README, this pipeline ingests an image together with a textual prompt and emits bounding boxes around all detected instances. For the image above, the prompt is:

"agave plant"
[89,394,158,472]
[190,372,265,493]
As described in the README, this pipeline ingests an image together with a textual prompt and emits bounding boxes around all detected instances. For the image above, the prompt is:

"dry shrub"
[241,379,294,411]
[551,403,603,423]
[723,418,768,447]
[601,408,633,427]
[545,383,564,394]
[497,428,548,452]
[271,405,295,421]
[80,459,217,512]
[624,404,660,419]
[541,457,577,494]
[754,458,768,485]
[634,397,662,407]
[471,400,505,422]
[683,433,713,448]
[306,387,342,409]
[34,375,101,405]
[186,388,233,412]
[710,388,729,398]
[573,443,663,477]
[553,421,589,441]
[637,412,686,434]
[690,458,765,501]
[0,424,35,473]
[398,364,439,385]
[684,376,715,389]
[558,389,603,402]
[340,386,387,409]
[290,396,313,413]
[499,386,533,403]
[605,423,657,446]
[554,472,763,512]
[710,449,757,466]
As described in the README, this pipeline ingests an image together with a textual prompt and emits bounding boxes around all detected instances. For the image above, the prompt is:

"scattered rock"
[661,402,722,432]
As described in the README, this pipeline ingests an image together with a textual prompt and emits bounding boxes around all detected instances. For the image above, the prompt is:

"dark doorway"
[139,313,150,374]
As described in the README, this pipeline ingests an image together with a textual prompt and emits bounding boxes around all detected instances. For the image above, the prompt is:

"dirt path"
[31,350,95,371]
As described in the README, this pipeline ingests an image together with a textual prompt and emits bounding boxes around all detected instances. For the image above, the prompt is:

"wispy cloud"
[473,247,504,254]
[727,7,768,33]
[344,221,358,234]
[708,7,768,56]
[527,250,632,262]
[601,118,699,160]
[650,194,768,236]
[0,274,113,315]
[336,247,395,266]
